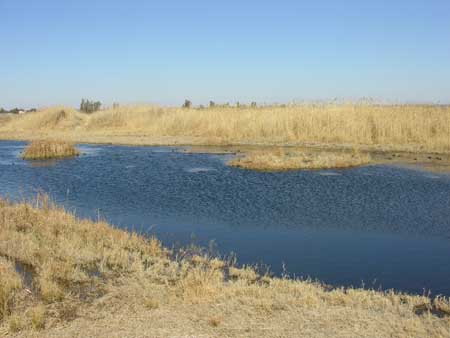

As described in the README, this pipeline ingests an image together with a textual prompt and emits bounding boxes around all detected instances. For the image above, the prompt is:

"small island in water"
[22,140,80,160]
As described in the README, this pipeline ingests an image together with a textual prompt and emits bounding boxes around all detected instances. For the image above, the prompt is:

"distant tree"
[236,102,240,108]
[182,99,192,109]
[112,102,120,109]
[209,101,215,108]
[251,102,257,108]
[80,99,102,113]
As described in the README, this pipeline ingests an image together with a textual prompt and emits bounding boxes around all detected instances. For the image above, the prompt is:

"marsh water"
[1,140,450,296]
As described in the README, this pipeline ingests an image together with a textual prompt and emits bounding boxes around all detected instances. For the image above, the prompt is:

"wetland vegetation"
[22,140,80,160]
[0,103,449,170]
[228,148,372,171]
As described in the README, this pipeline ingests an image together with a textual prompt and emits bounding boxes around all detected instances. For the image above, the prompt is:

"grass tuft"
[22,140,80,160]
[29,305,46,330]
[207,316,222,327]
[8,313,26,333]
[0,258,22,321]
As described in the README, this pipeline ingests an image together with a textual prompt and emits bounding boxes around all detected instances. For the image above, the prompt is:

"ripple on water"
[77,145,102,157]
[424,174,441,179]
[318,171,341,176]
[186,167,217,173]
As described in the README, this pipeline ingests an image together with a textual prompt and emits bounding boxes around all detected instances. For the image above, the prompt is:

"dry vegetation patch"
[228,148,371,171]
[22,140,80,160]
[1,104,450,153]
[0,196,449,337]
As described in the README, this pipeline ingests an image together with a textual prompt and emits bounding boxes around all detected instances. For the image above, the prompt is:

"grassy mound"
[228,149,372,171]
[0,196,449,337]
[22,140,80,160]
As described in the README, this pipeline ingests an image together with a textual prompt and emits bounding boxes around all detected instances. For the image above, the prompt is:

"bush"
[182,99,192,109]
[80,99,101,114]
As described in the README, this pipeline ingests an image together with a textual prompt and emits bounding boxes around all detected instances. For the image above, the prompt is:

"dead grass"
[22,140,80,160]
[1,103,450,154]
[0,258,22,321]
[8,313,25,333]
[0,196,449,337]
[29,305,46,330]
[228,148,372,171]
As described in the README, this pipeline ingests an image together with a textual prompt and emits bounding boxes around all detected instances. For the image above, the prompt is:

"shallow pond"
[1,140,450,296]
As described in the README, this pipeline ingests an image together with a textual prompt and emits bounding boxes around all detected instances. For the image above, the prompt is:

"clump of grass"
[207,316,222,327]
[8,313,26,333]
[22,140,80,160]
[144,298,159,310]
[29,305,46,330]
[0,258,22,321]
[228,148,371,171]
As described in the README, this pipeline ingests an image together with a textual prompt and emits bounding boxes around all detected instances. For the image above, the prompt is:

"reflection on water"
[29,159,59,168]
[1,140,450,296]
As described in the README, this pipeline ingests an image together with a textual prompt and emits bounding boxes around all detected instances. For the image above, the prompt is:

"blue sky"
[1,0,449,108]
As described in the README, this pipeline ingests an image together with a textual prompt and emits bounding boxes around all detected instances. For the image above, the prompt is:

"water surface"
[1,140,449,296]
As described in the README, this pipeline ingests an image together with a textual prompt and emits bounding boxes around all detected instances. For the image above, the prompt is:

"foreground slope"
[0,197,449,338]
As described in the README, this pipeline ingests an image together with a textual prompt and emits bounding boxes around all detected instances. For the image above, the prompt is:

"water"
[1,140,450,296]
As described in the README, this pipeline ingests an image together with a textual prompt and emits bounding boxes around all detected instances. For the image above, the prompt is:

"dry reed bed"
[228,148,372,171]
[22,140,80,160]
[1,104,450,153]
[0,196,449,337]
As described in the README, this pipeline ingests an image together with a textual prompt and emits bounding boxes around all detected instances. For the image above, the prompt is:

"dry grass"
[29,305,46,330]
[22,140,80,160]
[0,258,22,321]
[0,196,449,337]
[228,148,372,171]
[1,104,450,154]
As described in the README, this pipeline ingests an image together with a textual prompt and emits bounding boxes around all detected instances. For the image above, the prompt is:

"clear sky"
[1,0,449,108]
